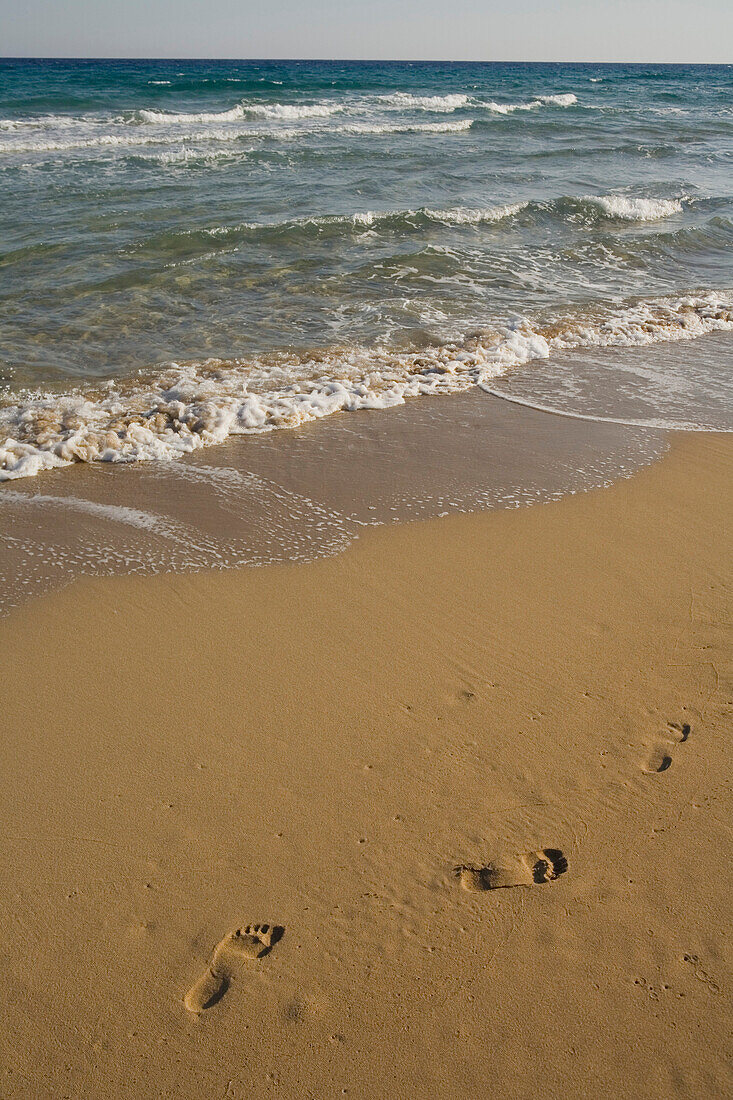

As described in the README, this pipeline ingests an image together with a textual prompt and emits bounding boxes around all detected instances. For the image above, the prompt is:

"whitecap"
[421,202,528,225]
[138,103,247,124]
[585,195,683,220]
[478,93,577,114]
[246,102,343,120]
[376,92,470,112]
[335,119,473,136]
[534,93,578,107]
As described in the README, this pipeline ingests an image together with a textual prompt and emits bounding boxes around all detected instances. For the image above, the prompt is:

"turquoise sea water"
[1,59,732,478]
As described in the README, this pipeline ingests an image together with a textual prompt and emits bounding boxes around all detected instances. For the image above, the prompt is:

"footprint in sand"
[644,750,673,773]
[668,722,691,743]
[455,848,568,891]
[184,923,283,1014]
[643,721,691,773]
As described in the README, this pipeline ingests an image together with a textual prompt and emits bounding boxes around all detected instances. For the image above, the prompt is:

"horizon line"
[1,56,730,65]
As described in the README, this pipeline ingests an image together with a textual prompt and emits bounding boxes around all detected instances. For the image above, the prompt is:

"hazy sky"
[1,0,731,62]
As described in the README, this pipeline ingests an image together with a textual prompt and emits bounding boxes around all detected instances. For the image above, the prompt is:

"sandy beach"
[0,426,730,1099]
[2,47,732,1100]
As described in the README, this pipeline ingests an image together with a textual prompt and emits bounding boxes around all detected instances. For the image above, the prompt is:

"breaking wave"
[137,101,343,123]
[0,117,474,154]
[335,119,472,136]
[137,103,249,124]
[583,195,683,220]
[534,93,578,107]
[1,292,730,481]
[123,193,689,255]
[376,92,470,111]
[480,92,578,114]
[0,88,578,150]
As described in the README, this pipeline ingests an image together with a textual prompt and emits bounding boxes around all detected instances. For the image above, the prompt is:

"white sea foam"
[280,201,525,231]
[1,292,731,481]
[0,88,575,140]
[336,119,473,136]
[123,194,682,238]
[138,101,342,124]
[230,119,473,141]
[0,130,249,154]
[537,295,733,350]
[586,195,683,220]
[0,490,191,540]
[0,87,581,159]
[377,92,469,112]
[138,147,236,167]
[479,93,578,114]
[0,113,472,156]
[374,92,578,116]
[247,102,343,120]
[174,200,524,239]
[0,113,86,131]
[534,93,578,107]
[479,388,715,432]
[296,210,377,228]
[481,100,534,115]
[0,132,165,153]
[138,103,248,123]
[422,202,528,225]
[130,90,576,133]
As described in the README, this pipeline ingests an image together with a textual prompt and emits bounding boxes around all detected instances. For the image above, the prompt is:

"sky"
[1,0,731,62]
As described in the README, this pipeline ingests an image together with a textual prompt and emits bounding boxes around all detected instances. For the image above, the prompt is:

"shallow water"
[0,391,668,616]
[0,60,731,479]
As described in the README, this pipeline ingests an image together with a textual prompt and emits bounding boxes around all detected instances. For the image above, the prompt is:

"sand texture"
[0,431,730,1098]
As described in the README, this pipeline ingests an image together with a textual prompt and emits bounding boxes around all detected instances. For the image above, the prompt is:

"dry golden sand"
[0,432,730,1099]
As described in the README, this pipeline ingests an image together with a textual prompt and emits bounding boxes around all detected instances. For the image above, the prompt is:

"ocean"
[0,59,732,480]
[0,59,731,611]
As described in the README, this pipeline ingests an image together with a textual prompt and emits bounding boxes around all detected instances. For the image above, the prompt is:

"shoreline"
[2,312,732,482]
[0,429,730,1098]
[0,389,667,617]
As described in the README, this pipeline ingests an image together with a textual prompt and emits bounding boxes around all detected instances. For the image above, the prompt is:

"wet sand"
[0,390,664,616]
[0,428,730,1099]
